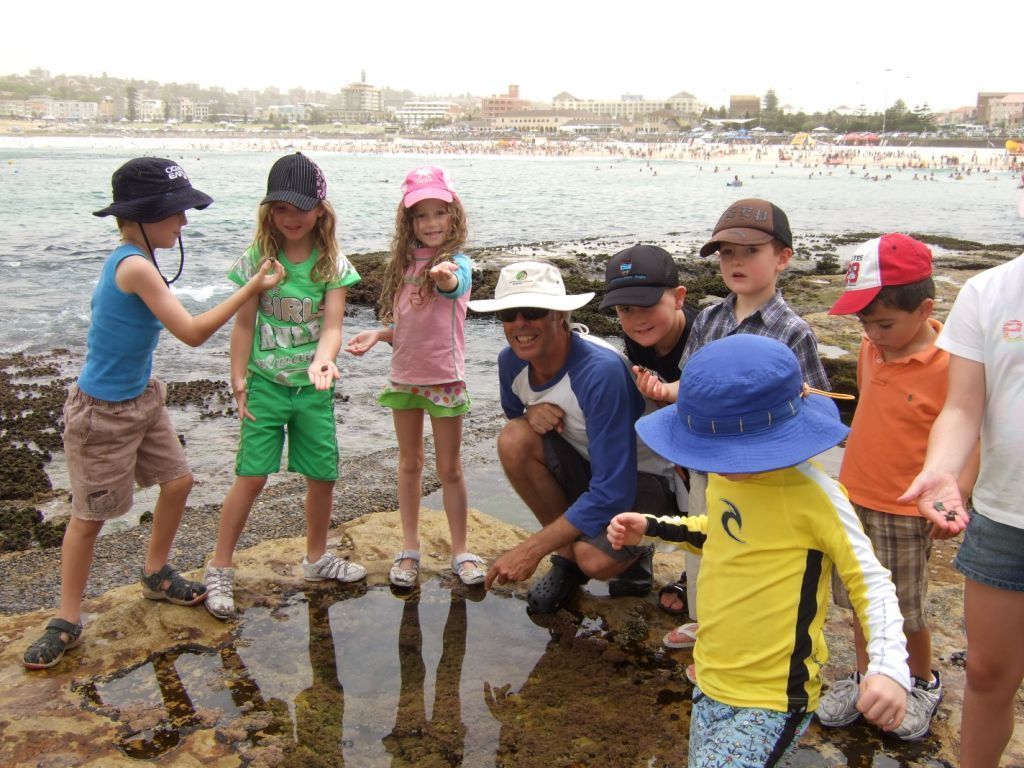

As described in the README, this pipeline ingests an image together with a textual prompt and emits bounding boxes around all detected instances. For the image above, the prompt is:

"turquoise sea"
[1,142,1021,509]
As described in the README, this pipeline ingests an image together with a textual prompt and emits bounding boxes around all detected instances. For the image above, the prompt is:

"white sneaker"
[303,552,367,583]
[893,670,943,741]
[817,671,862,727]
[204,565,235,620]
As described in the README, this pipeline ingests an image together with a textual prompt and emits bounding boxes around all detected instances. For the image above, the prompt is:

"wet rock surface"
[4,509,1021,767]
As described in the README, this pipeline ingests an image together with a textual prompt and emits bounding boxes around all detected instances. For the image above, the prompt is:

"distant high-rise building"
[481,85,531,118]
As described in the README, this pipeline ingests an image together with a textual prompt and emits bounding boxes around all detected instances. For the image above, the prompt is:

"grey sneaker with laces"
[204,565,236,620]
[816,670,862,727]
[893,670,943,741]
[303,552,367,583]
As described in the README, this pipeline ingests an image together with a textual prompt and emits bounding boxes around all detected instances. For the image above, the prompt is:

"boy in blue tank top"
[22,158,282,670]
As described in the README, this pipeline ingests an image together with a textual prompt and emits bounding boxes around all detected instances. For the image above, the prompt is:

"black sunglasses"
[495,307,551,323]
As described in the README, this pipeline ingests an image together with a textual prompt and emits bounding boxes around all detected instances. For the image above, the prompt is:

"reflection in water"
[73,580,950,767]
[383,593,468,766]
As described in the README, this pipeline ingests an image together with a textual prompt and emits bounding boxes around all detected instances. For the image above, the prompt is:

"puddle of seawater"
[73,579,952,767]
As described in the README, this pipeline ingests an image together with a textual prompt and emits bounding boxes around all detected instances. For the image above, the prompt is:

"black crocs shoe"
[608,545,654,598]
[527,555,589,614]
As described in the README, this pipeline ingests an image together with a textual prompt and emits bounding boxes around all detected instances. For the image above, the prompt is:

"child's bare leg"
[959,578,1024,768]
[430,414,467,553]
[393,409,426,568]
[209,475,268,567]
[144,472,194,579]
[304,478,336,561]
[57,517,105,624]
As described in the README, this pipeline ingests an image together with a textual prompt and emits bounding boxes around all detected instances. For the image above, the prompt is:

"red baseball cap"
[828,233,933,315]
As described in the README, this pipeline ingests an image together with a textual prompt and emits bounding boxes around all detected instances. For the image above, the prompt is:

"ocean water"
[1,142,1021,509]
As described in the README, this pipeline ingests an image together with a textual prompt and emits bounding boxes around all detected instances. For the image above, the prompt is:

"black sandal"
[527,555,589,614]
[658,574,689,616]
[23,618,84,670]
[608,545,654,597]
[141,564,208,606]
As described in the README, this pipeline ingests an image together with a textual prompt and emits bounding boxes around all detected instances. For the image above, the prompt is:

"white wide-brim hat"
[468,261,594,313]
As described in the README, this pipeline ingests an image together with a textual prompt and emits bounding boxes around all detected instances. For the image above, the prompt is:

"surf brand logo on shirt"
[1003,318,1023,342]
[719,498,746,543]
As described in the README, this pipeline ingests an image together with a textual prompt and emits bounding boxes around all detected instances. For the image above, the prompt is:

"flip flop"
[663,621,699,649]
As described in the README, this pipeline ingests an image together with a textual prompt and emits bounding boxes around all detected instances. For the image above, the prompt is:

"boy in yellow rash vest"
[607,334,909,768]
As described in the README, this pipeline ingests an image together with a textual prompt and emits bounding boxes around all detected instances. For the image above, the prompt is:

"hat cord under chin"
[138,225,185,286]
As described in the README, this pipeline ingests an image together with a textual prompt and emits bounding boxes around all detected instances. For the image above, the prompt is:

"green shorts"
[235,374,339,481]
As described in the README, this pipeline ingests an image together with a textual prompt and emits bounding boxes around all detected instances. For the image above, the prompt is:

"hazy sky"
[4,1,1013,114]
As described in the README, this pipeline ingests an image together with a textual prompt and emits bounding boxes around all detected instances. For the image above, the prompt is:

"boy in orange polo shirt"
[817,233,977,741]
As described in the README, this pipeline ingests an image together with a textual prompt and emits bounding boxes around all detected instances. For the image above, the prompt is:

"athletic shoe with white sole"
[302,552,367,583]
[893,670,943,741]
[816,670,862,727]
[203,565,236,620]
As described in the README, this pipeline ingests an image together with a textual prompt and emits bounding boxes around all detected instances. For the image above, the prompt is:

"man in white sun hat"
[470,261,674,613]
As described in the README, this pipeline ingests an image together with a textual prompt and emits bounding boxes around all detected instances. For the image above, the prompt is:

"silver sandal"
[389,550,421,588]
[451,552,486,585]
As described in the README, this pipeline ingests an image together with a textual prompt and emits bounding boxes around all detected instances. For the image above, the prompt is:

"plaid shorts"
[63,379,190,521]
[832,504,932,632]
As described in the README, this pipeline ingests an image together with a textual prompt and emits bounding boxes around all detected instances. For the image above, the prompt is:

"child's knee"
[160,473,194,498]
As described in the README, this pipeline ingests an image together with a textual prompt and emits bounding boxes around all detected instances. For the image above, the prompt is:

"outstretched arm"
[118,255,282,347]
[898,354,984,537]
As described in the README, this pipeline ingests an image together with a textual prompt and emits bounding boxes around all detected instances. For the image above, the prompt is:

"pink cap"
[828,233,933,315]
[402,165,456,208]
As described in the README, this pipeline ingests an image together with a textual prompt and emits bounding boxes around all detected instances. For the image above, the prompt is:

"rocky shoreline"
[1,239,1023,766]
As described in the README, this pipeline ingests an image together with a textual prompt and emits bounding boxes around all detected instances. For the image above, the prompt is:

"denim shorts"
[955,511,1024,592]
[688,687,813,768]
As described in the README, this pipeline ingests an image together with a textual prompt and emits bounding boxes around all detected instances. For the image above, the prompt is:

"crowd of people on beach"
[19,151,1024,768]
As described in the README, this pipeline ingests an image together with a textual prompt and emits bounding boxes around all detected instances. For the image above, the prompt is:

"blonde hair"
[378,195,468,324]
[251,200,341,283]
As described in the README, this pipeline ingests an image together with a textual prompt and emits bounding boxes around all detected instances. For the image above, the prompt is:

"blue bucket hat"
[635,334,849,474]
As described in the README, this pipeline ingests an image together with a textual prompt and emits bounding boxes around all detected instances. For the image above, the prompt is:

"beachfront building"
[1,96,100,121]
[490,110,575,134]
[482,85,532,118]
[166,98,211,123]
[393,100,462,129]
[551,91,703,120]
[987,93,1024,129]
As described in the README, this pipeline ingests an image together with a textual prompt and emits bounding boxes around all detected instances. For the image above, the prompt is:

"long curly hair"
[378,196,468,324]
[250,200,340,283]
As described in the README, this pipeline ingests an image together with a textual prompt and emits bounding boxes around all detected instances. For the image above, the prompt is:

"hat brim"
[404,187,454,208]
[468,291,595,313]
[635,393,849,474]
[260,190,321,211]
[699,228,774,257]
[828,287,880,315]
[93,187,213,223]
[598,284,668,311]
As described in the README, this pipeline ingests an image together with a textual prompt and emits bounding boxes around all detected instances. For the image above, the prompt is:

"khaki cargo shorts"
[63,379,190,521]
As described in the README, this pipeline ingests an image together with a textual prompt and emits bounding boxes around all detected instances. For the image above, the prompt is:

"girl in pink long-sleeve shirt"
[346,165,484,588]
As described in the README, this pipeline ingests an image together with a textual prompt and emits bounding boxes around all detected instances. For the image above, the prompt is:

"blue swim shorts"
[955,511,1024,592]
[688,687,812,768]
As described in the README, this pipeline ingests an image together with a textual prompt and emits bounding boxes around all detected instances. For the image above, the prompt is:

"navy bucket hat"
[93,157,213,223]
[635,334,849,474]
